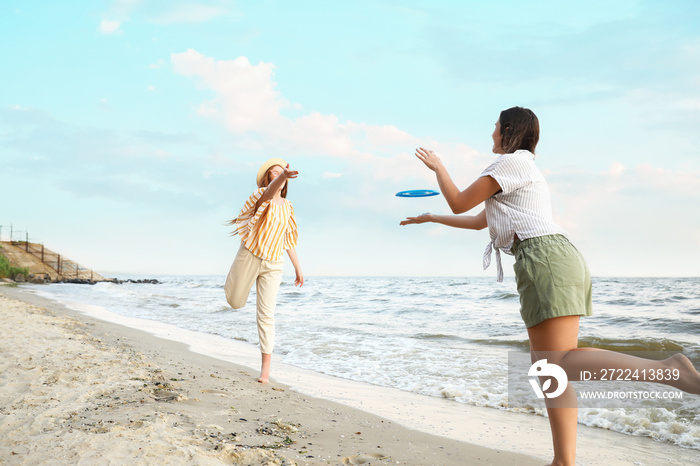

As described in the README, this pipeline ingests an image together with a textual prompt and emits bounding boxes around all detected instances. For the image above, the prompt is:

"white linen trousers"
[224,244,283,354]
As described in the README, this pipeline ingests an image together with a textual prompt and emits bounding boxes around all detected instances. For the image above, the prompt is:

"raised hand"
[283,164,299,180]
[415,147,443,172]
[400,213,432,226]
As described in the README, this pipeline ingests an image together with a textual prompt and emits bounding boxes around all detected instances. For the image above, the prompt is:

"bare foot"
[664,353,700,394]
[545,458,573,466]
[258,352,271,384]
[257,366,270,384]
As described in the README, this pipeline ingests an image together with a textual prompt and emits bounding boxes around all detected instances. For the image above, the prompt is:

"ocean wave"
[577,337,687,353]
[212,306,235,313]
[599,298,638,306]
[468,336,693,356]
[578,407,700,450]
[469,338,530,350]
[485,292,519,300]
[411,333,470,343]
[651,295,691,303]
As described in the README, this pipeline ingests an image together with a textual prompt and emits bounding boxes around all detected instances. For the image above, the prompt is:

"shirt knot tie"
[483,241,504,282]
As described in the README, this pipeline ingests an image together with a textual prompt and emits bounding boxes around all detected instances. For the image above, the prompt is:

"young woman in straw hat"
[225,158,303,383]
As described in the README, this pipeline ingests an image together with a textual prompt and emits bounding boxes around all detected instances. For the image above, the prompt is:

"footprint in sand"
[341,453,388,465]
[201,389,231,397]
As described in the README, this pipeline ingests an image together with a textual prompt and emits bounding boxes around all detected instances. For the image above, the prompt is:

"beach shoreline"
[1,284,698,465]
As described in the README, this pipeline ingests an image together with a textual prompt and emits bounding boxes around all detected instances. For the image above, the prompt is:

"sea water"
[25,276,700,450]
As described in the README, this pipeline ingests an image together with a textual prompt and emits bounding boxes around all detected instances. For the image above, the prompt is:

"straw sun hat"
[256,158,287,187]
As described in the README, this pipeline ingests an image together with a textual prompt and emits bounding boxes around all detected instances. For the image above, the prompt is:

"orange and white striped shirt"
[233,188,298,261]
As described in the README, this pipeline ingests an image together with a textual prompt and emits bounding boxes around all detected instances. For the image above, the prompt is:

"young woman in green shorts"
[401,106,700,466]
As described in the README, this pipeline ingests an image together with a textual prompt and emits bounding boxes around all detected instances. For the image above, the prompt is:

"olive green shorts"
[513,234,593,328]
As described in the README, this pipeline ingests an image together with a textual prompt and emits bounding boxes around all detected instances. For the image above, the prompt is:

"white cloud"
[362,123,416,147]
[150,3,229,24]
[172,50,287,133]
[170,50,488,181]
[148,85,155,91]
[99,19,122,34]
[635,163,700,197]
[551,162,700,235]
[99,1,230,38]
[322,172,342,179]
[99,0,138,34]
[602,161,625,177]
[285,112,357,157]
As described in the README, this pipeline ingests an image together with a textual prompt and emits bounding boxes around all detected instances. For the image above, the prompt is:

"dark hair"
[261,166,288,198]
[498,107,539,154]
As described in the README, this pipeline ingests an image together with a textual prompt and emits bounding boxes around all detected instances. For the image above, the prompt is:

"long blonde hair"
[227,166,288,229]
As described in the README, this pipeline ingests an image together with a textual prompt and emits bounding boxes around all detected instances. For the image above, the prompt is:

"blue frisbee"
[395,189,440,198]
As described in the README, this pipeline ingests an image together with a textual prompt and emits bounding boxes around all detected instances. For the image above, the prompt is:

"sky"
[1,0,699,278]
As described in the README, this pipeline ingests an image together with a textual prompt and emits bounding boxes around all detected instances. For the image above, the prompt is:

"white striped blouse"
[480,150,567,282]
[233,188,298,261]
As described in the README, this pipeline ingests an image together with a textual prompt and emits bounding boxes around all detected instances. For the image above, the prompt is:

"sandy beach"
[1,285,698,465]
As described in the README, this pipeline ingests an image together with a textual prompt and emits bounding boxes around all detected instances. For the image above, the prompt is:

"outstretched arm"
[255,164,299,211]
[401,210,487,230]
[415,148,501,214]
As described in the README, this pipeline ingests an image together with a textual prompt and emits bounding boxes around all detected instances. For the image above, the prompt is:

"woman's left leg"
[527,315,581,466]
[560,348,700,394]
[254,259,284,383]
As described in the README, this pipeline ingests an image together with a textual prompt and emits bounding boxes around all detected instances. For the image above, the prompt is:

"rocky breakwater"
[56,277,162,285]
[2,273,53,285]
[108,278,161,285]
[1,275,161,286]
